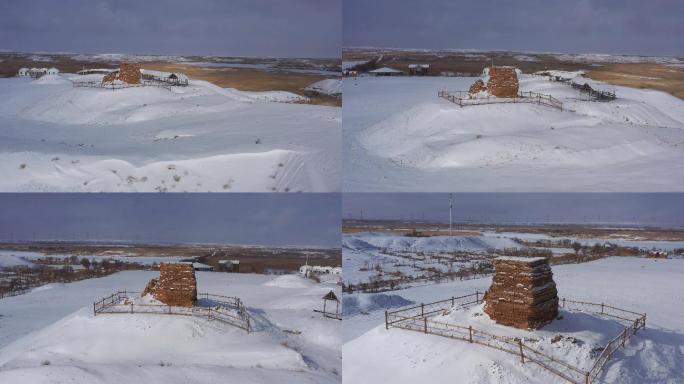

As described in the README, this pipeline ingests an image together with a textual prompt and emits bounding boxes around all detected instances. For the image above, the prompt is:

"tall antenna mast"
[449,193,453,237]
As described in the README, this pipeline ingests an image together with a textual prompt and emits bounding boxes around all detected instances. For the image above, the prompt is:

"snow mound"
[31,74,70,85]
[342,294,414,316]
[2,149,325,192]
[241,90,308,103]
[0,254,33,267]
[305,79,342,96]
[264,274,313,288]
[19,83,247,125]
[359,86,684,171]
[0,307,307,382]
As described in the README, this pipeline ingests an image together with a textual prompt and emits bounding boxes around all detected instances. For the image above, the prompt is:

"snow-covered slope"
[344,75,684,191]
[306,79,342,96]
[343,257,684,384]
[0,271,341,383]
[0,75,340,192]
[344,233,519,253]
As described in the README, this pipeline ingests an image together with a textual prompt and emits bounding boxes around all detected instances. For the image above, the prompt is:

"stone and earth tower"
[142,262,198,307]
[483,257,559,329]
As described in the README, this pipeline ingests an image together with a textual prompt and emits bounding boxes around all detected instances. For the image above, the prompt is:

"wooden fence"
[72,80,176,91]
[438,90,563,111]
[569,82,616,102]
[0,287,33,299]
[385,293,646,384]
[93,291,251,333]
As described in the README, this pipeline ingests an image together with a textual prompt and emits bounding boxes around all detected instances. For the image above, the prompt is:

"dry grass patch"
[587,63,684,100]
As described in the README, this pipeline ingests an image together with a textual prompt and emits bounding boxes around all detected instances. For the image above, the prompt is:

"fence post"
[601,303,604,314]
[451,296,455,307]
[519,340,525,363]
[423,317,427,334]
[585,372,590,384]
[476,291,479,303]
[643,314,646,329]
[93,302,96,316]
[385,310,389,330]
[469,326,473,343]
[421,303,424,317]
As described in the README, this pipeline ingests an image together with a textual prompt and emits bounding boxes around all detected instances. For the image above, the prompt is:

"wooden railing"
[94,291,251,333]
[438,90,563,111]
[569,82,616,101]
[385,293,646,384]
[72,79,178,91]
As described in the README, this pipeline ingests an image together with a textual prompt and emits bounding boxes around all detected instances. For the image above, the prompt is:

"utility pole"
[449,193,453,237]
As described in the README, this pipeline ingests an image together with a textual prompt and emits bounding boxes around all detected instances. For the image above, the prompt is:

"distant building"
[218,260,240,273]
[368,67,403,76]
[408,64,430,76]
[191,262,213,271]
[28,68,49,79]
[46,67,59,75]
[17,68,29,77]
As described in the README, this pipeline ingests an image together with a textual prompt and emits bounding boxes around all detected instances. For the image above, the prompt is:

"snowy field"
[0,74,340,192]
[343,75,684,191]
[0,271,341,383]
[343,257,684,384]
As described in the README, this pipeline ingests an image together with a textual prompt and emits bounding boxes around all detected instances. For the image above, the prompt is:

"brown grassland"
[587,63,684,100]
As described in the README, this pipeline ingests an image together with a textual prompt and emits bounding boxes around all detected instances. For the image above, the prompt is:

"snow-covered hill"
[344,75,684,191]
[306,79,342,96]
[0,74,340,192]
[343,257,684,383]
[0,271,341,383]
[343,233,518,253]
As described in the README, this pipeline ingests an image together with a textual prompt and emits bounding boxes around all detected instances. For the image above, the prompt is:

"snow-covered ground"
[0,74,340,192]
[343,75,684,191]
[306,79,342,96]
[0,271,341,383]
[343,257,684,383]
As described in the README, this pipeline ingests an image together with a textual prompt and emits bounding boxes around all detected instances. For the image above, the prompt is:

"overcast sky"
[343,194,684,227]
[0,0,340,58]
[0,194,341,247]
[344,0,684,57]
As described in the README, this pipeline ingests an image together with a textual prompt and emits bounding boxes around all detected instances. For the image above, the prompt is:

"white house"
[18,68,29,77]
[46,67,60,75]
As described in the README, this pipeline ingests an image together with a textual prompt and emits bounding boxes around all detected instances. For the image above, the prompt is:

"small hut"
[408,64,430,76]
[368,67,403,76]
[18,68,29,77]
[315,290,341,320]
